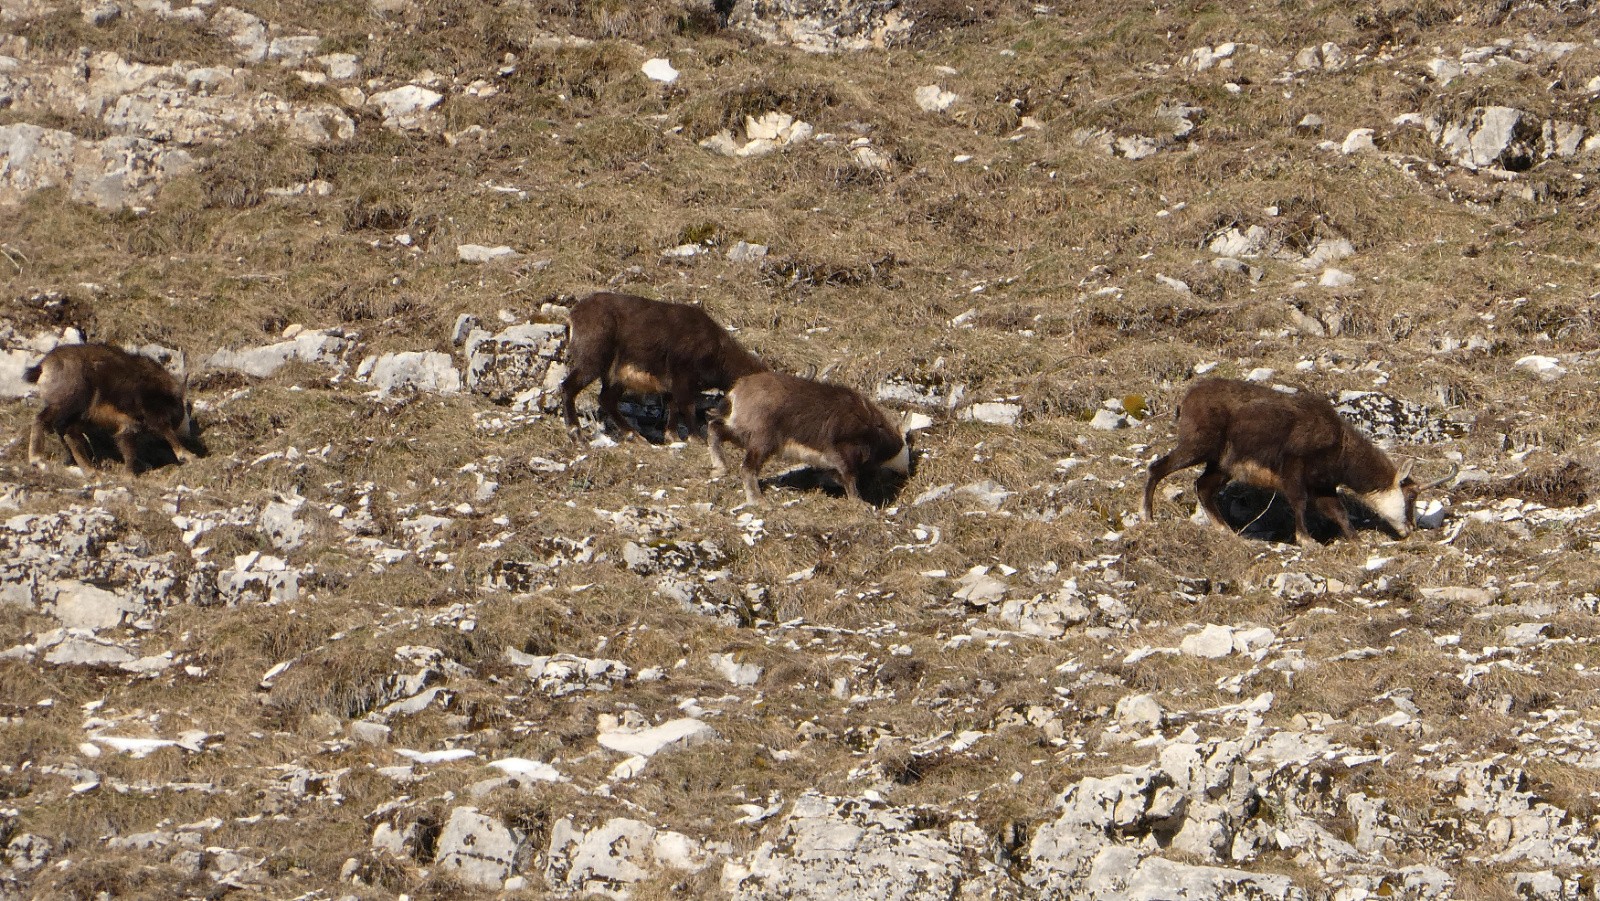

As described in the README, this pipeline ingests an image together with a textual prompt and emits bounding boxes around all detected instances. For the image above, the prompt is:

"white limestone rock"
[597,717,717,757]
[358,351,462,396]
[434,806,525,889]
[727,0,913,53]
[547,817,717,898]
[464,322,568,411]
[960,401,1021,426]
[1180,624,1236,659]
[1429,106,1537,170]
[914,84,958,113]
[0,124,197,210]
[710,652,762,687]
[369,85,443,131]
[641,58,678,83]
[456,243,519,263]
[206,328,349,378]
[722,793,1013,901]
[507,649,630,697]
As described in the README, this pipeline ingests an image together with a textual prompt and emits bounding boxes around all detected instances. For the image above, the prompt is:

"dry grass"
[1,0,1600,895]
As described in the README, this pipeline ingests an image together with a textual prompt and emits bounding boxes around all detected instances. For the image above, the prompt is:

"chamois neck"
[1341,427,1397,492]
[727,346,769,380]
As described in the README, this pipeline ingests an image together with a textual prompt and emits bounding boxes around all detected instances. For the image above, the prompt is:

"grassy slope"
[1,0,1600,897]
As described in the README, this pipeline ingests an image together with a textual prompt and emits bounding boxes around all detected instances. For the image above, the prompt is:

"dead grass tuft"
[1458,459,1592,507]
[266,643,398,721]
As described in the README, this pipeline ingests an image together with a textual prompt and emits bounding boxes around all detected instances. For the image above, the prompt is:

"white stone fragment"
[1180,624,1236,659]
[457,243,520,263]
[394,748,476,765]
[709,653,762,687]
[598,718,717,758]
[914,84,959,113]
[960,402,1021,426]
[641,58,679,83]
[1340,128,1376,154]
[1515,355,1566,380]
[487,757,567,782]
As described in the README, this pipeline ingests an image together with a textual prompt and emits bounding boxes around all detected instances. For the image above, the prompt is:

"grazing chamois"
[708,370,910,506]
[1143,378,1455,544]
[560,292,767,441]
[25,343,199,476]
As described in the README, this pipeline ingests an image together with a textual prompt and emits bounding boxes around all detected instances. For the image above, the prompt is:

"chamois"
[25,343,199,476]
[560,292,767,441]
[1143,378,1454,543]
[708,370,910,506]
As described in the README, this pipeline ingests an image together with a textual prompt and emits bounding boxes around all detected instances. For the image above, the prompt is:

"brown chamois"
[560,292,767,441]
[707,370,910,507]
[1143,378,1454,544]
[25,343,199,476]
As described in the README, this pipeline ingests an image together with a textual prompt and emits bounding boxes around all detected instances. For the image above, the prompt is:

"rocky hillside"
[3,0,1600,898]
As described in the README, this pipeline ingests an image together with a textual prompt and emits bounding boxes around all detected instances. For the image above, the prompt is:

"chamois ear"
[1395,457,1415,482]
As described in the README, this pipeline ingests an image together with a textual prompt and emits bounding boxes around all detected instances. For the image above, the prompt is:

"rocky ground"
[3,0,1600,898]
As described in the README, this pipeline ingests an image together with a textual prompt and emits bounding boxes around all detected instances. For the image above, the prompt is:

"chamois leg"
[707,418,738,479]
[667,383,699,441]
[559,361,607,439]
[32,403,86,469]
[1312,493,1355,540]
[832,448,869,504]
[596,380,635,439]
[27,410,53,467]
[107,413,142,477]
[61,426,96,471]
[1143,447,1206,521]
[1277,462,1316,546]
[1194,465,1232,533]
[738,446,770,508]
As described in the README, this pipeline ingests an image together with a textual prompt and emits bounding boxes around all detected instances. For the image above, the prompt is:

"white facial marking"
[885,441,910,475]
[178,411,193,437]
[1362,485,1410,535]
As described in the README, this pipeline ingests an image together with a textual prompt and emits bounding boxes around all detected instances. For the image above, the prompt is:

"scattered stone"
[463,321,568,410]
[1340,128,1376,154]
[1515,355,1566,380]
[1179,623,1236,659]
[960,401,1021,426]
[701,111,815,158]
[710,652,762,687]
[1319,268,1356,288]
[641,58,679,83]
[457,243,519,263]
[597,717,717,758]
[507,650,630,696]
[1088,409,1128,430]
[1429,106,1537,170]
[727,240,768,263]
[914,85,958,113]
[369,85,444,132]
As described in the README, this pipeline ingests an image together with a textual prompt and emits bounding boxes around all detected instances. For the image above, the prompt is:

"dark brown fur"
[708,370,910,506]
[560,292,767,440]
[1143,378,1430,543]
[25,343,198,476]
